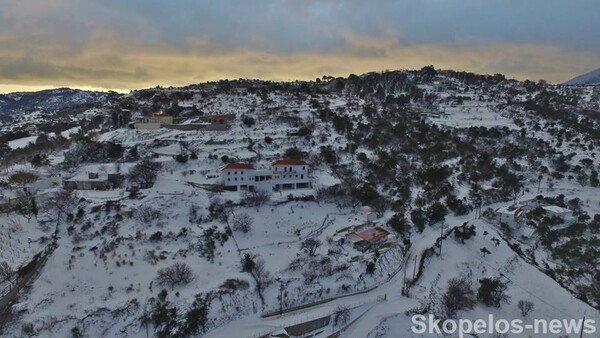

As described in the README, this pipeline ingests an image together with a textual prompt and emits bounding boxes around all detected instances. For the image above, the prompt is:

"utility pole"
[580,312,586,338]
[402,266,407,296]
[278,278,285,315]
[438,223,444,256]
[537,174,543,194]
[474,194,482,219]
[412,256,417,280]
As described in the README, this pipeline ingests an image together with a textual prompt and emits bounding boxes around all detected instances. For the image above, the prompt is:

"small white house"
[542,205,575,224]
[135,112,174,130]
[495,206,525,228]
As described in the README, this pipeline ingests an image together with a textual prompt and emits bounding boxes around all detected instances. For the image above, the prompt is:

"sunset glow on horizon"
[1,0,599,93]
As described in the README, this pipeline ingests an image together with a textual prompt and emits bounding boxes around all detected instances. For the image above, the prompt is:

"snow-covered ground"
[1,75,599,338]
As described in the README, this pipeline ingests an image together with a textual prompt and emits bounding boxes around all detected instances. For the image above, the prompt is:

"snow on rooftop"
[542,205,572,214]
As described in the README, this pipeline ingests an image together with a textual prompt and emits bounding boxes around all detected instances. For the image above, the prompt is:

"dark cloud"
[0,57,67,79]
[0,0,599,92]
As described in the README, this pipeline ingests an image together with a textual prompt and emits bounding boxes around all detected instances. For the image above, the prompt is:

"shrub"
[388,214,408,234]
[366,261,376,274]
[441,277,476,318]
[426,202,448,224]
[242,116,255,127]
[175,154,189,163]
[454,225,477,243]
[411,209,426,233]
[155,262,195,289]
[477,277,510,307]
[232,213,254,233]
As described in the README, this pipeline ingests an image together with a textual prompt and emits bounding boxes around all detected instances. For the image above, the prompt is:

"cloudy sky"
[1,0,599,93]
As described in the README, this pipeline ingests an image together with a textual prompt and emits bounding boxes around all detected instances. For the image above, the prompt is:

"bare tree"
[248,255,271,304]
[128,157,161,189]
[441,277,476,318]
[135,205,163,224]
[517,300,534,317]
[300,237,322,256]
[43,189,77,224]
[0,261,15,286]
[155,262,195,289]
[333,305,351,327]
[232,213,254,233]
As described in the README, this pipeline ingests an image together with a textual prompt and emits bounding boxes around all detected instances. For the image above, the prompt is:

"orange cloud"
[1,36,599,93]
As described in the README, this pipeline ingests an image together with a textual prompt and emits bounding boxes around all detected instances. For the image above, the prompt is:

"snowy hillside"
[0,68,599,337]
[563,68,600,86]
[0,88,120,115]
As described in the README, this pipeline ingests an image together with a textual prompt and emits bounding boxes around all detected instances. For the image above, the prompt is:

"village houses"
[134,112,174,130]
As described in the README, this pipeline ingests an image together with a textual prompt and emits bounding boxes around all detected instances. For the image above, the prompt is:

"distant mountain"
[563,68,600,86]
[0,88,120,115]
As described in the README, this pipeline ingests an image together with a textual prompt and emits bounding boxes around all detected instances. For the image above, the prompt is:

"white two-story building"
[270,160,310,190]
[220,160,310,192]
[220,163,256,191]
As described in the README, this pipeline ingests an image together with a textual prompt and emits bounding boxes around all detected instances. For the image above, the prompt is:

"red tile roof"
[271,159,307,166]
[222,163,254,170]
[346,226,390,244]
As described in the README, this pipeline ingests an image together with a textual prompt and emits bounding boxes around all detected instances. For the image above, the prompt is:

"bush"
[155,262,195,289]
[219,278,250,291]
[441,277,476,318]
[135,205,163,224]
[283,147,305,160]
[454,225,477,243]
[240,253,255,273]
[446,195,470,216]
[232,213,254,233]
[388,215,408,234]
[149,231,163,241]
[366,261,376,274]
[175,154,189,163]
[427,202,448,224]
[8,171,39,186]
[477,277,510,307]
[411,209,426,233]
[21,323,36,337]
[242,116,256,127]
